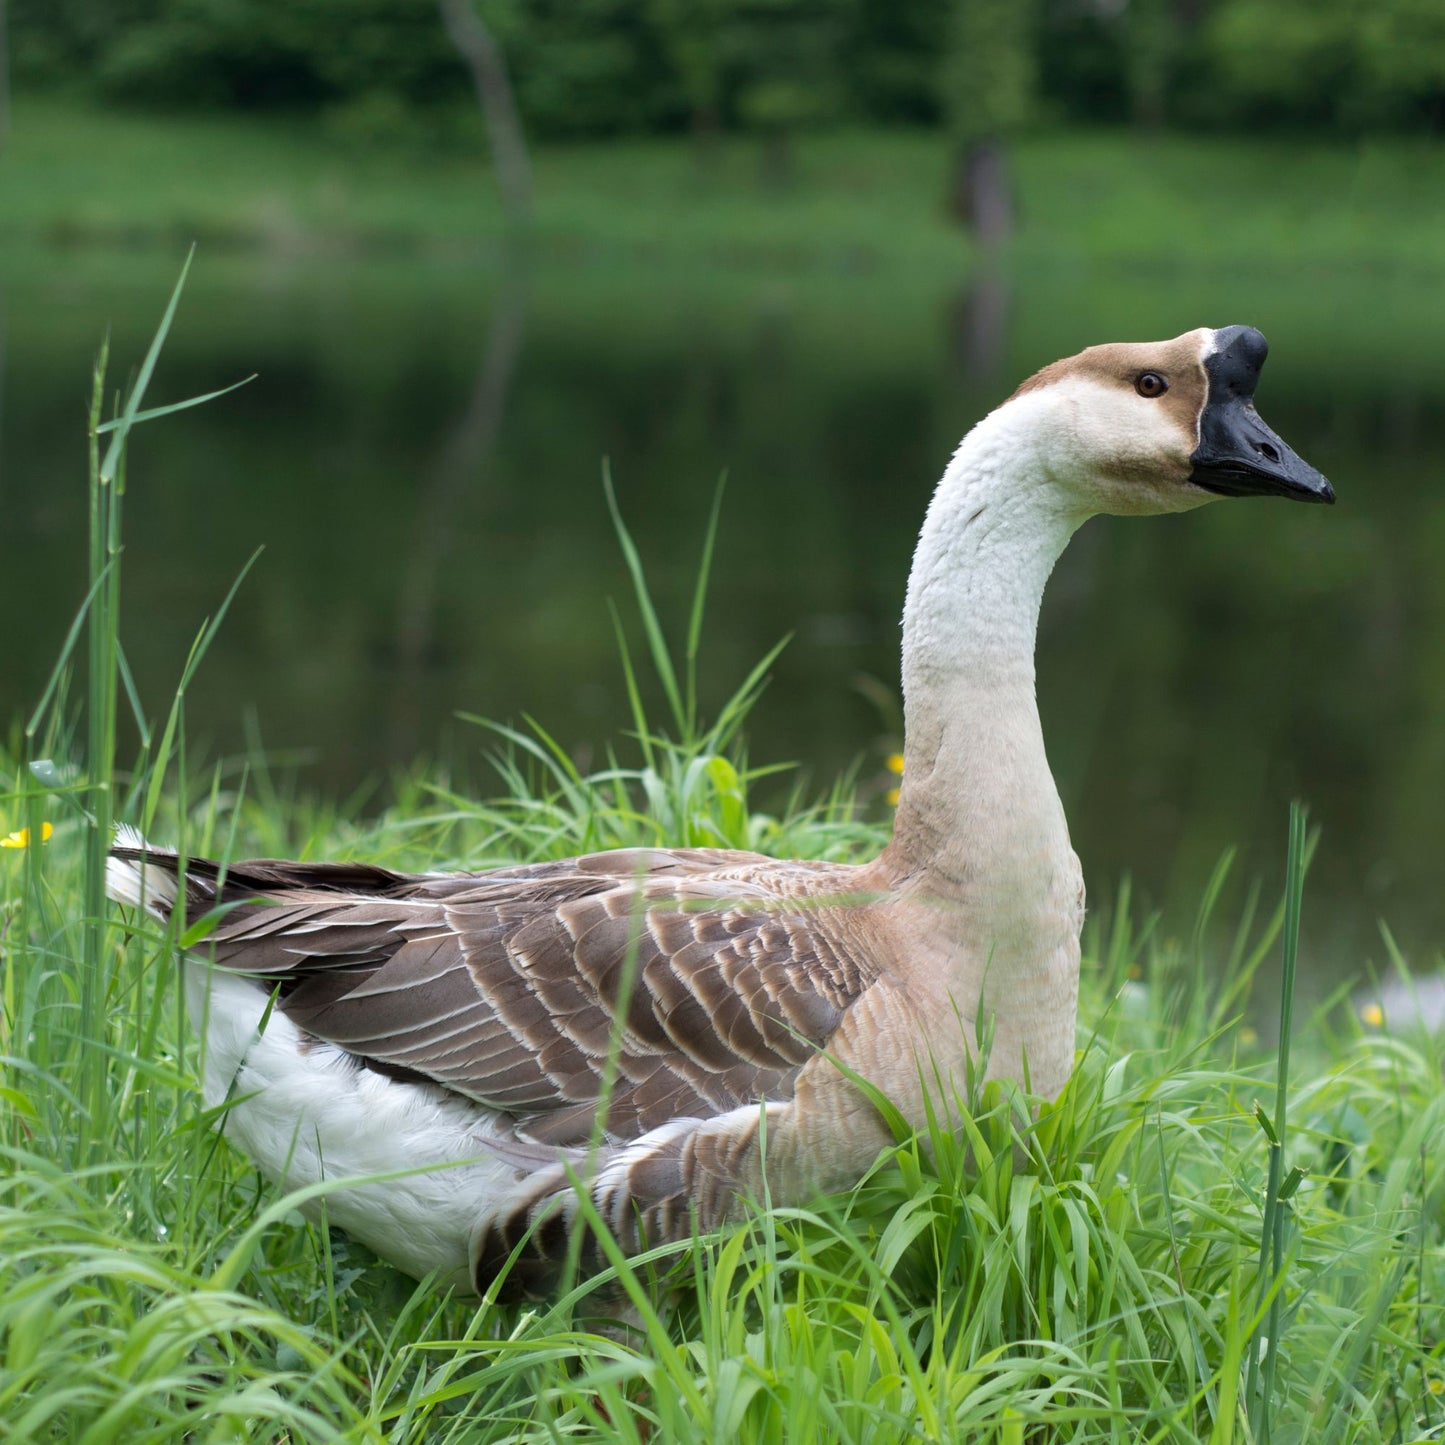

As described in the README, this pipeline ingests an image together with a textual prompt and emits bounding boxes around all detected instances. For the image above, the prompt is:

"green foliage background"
[12,0,1445,140]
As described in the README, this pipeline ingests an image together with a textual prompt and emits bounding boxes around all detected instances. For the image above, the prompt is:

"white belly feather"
[188,965,523,1290]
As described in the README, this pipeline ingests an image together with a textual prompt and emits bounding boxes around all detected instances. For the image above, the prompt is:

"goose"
[107,325,1332,1300]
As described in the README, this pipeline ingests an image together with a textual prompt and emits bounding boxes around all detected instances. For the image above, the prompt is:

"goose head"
[1006,324,1335,518]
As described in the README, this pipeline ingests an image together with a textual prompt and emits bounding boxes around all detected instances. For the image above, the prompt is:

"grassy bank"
[4,97,1445,275]
[2,267,1443,1442]
[6,639,1445,1441]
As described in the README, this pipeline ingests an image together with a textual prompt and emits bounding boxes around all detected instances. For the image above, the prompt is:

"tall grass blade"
[139,548,262,833]
[607,596,657,773]
[77,337,116,1173]
[603,462,685,737]
[1246,800,1307,1442]
[23,560,117,739]
[95,373,257,434]
[97,247,194,482]
[685,471,727,733]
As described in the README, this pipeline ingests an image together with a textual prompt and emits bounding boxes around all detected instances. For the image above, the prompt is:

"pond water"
[2,244,1442,996]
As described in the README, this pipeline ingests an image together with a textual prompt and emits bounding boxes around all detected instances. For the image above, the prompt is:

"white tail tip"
[106,827,179,917]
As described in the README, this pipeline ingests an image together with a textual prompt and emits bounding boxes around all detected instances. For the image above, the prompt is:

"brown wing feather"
[119,845,878,1145]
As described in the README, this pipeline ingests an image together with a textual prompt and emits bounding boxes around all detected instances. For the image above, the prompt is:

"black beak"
[1190,326,1335,505]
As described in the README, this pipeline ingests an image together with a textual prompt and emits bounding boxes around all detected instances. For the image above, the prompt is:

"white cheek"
[1102,395,1177,456]
[1073,388,1177,461]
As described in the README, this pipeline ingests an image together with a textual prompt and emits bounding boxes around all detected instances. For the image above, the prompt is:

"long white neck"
[881,399,1086,995]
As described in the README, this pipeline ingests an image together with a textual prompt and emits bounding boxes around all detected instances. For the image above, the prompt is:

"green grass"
[3,258,1445,1443]
[5,95,1445,276]
[7,737,1444,1441]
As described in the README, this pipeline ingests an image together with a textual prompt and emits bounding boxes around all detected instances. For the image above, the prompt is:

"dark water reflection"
[2,247,1443,992]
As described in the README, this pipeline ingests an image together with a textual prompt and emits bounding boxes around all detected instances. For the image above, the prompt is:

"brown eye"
[1135,371,1169,398]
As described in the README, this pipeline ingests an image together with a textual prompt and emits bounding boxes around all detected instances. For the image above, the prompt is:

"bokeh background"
[2,1,1443,994]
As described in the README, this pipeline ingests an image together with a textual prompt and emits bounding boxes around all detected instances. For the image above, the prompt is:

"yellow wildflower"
[885,753,904,775]
[1240,1027,1258,1047]
[1429,1377,1443,1396]
[0,822,53,849]
[886,788,900,807]
[1360,1003,1384,1028]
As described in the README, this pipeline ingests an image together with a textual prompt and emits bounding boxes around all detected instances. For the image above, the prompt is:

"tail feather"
[105,829,182,920]
[105,829,413,926]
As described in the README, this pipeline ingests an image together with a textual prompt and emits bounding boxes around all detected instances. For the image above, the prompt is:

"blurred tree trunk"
[437,0,532,228]
[0,0,10,153]
[952,262,1010,384]
[948,137,1012,248]
[941,0,1037,248]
